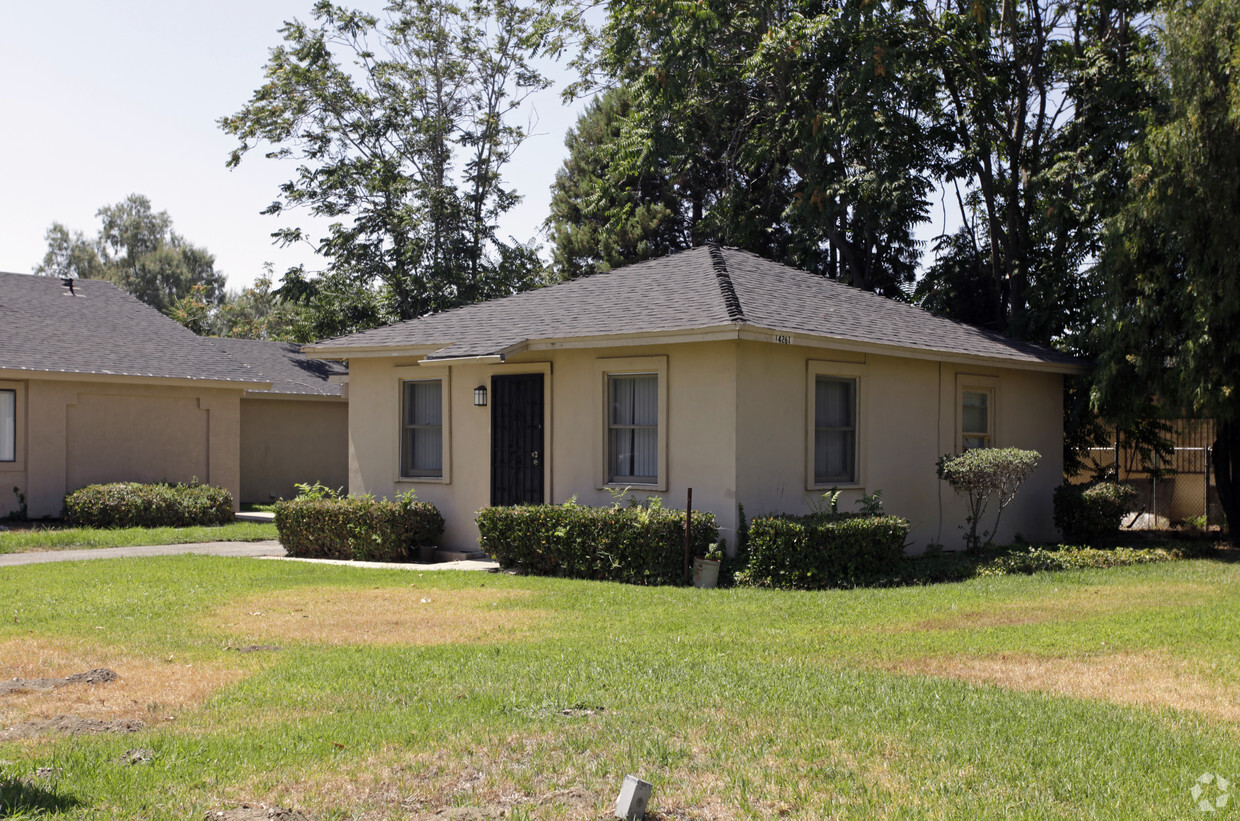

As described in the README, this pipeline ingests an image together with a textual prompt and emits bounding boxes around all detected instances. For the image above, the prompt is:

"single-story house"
[0,272,347,518]
[305,246,1084,552]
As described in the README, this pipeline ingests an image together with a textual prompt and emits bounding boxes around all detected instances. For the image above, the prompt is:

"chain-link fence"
[1075,419,1222,531]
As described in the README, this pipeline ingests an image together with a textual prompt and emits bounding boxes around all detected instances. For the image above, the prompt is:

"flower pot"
[418,544,437,564]
[692,557,720,589]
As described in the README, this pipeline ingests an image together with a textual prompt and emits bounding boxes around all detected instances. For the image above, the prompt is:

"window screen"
[401,380,443,477]
[814,377,856,483]
[608,374,658,482]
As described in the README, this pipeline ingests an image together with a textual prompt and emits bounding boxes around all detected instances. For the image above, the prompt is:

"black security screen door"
[490,373,545,506]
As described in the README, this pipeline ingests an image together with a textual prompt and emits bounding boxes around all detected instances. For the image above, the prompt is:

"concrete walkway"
[0,540,286,567]
[0,540,501,572]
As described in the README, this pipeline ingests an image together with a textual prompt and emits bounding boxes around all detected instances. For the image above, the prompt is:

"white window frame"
[956,374,998,452]
[0,382,23,472]
[596,356,668,490]
[396,367,451,483]
[806,360,868,490]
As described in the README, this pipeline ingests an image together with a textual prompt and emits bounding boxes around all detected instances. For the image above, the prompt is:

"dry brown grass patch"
[206,585,545,647]
[902,583,1212,632]
[0,637,245,730]
[884,651,1240,722]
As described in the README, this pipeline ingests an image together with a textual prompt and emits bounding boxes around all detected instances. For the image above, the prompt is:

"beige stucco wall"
[239,396,348,503]
[734,340,1064,550]
[343,340,1065,553]
[0,376,243,518]
[347,342,740,551]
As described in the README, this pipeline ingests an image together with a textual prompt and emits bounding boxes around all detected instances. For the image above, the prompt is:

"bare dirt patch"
[0,667,118,695]
[1,716,146,742]
[207,586,544,647]
[884,651,1240,721]
[0,638,245,736]
[207,805,312,821]
[901,583,1212,633]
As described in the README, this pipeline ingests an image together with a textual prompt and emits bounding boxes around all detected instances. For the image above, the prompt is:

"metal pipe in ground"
[684,488,693,583]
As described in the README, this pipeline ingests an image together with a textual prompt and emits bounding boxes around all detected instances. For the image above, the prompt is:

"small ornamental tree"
[937,448,1041,551]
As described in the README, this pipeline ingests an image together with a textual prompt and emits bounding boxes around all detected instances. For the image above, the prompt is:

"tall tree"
[221,0,576,332]
[911,0,1156,344]
[35,194,226,314]
[1095,0,1240,534]
[551,0,943,295]
[546,87,688,279]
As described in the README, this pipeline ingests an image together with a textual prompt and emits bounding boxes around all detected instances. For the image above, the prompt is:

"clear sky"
[0,0,590,290]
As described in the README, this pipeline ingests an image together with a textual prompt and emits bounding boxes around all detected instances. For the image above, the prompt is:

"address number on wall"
[775,334,793,344]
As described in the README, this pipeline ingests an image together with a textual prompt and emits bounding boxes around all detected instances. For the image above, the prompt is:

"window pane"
[631,427,657,478]
[406,381,442,426]
[610,428,633,479]
[411,427,443,472]
[962,390,988,433]
[610,376,634,425]
[963,434,989,450]
[630,375,658,426]
[815,378,854,428]
[815,429,855,482]
[0,390,13,462]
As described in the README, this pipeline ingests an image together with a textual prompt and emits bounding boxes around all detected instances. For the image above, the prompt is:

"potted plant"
[692,539,725,589]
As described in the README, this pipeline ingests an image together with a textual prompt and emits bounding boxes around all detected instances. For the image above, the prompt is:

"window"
[961,388,992,450]
[0,389,13,462]
[608,374,658,483]
[814,377,856,483]
[401,380,443,478]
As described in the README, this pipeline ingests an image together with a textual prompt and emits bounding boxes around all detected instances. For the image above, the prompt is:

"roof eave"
[0,367,274,391]
[736,325,1086,374]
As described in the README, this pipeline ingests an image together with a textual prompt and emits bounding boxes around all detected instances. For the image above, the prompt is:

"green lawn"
[0,522,278,554]
[2,556,1239,819]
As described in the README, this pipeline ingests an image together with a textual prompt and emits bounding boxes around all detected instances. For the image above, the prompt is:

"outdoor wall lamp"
[474,385,488,406]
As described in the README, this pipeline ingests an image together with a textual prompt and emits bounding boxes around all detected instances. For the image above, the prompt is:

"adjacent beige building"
[0,273,347,519]
[308,246,1083,553]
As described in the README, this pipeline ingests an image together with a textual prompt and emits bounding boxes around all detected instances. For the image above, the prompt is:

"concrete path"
[0,540,501,572]
[0,540,286,567]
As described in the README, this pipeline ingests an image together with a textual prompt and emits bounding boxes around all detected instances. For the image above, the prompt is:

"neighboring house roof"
[211,337,346,397]
[0,271,265,385]
[305,246,1083,371]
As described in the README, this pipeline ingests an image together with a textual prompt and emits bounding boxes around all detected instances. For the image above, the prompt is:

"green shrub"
[937,448,1041,550]
[1053,482,1138,543]
[974,545,1177,575]
[64,482,234,528]
[274,492,444,561]
[736,513,910,589]
[477,499,718,585]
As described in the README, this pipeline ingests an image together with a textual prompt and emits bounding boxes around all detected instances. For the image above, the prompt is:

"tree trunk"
[1212,421,1240,541]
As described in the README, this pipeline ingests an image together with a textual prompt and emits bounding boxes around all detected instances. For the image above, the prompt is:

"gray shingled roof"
[0,272,264,384]
[211,337,346,397]
[308,246,1081,370]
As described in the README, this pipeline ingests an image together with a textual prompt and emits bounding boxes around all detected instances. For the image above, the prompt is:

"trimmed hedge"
[477,502,718,585]
[64,482,233,528]
[274,495,444,561]
[1053,482,1138,542]
[737,513,909,589]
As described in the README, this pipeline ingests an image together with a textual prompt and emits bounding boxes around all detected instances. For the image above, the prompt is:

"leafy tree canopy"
[221,0,585,336]
[35,194,226,314]
[1094,0,1240,532]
